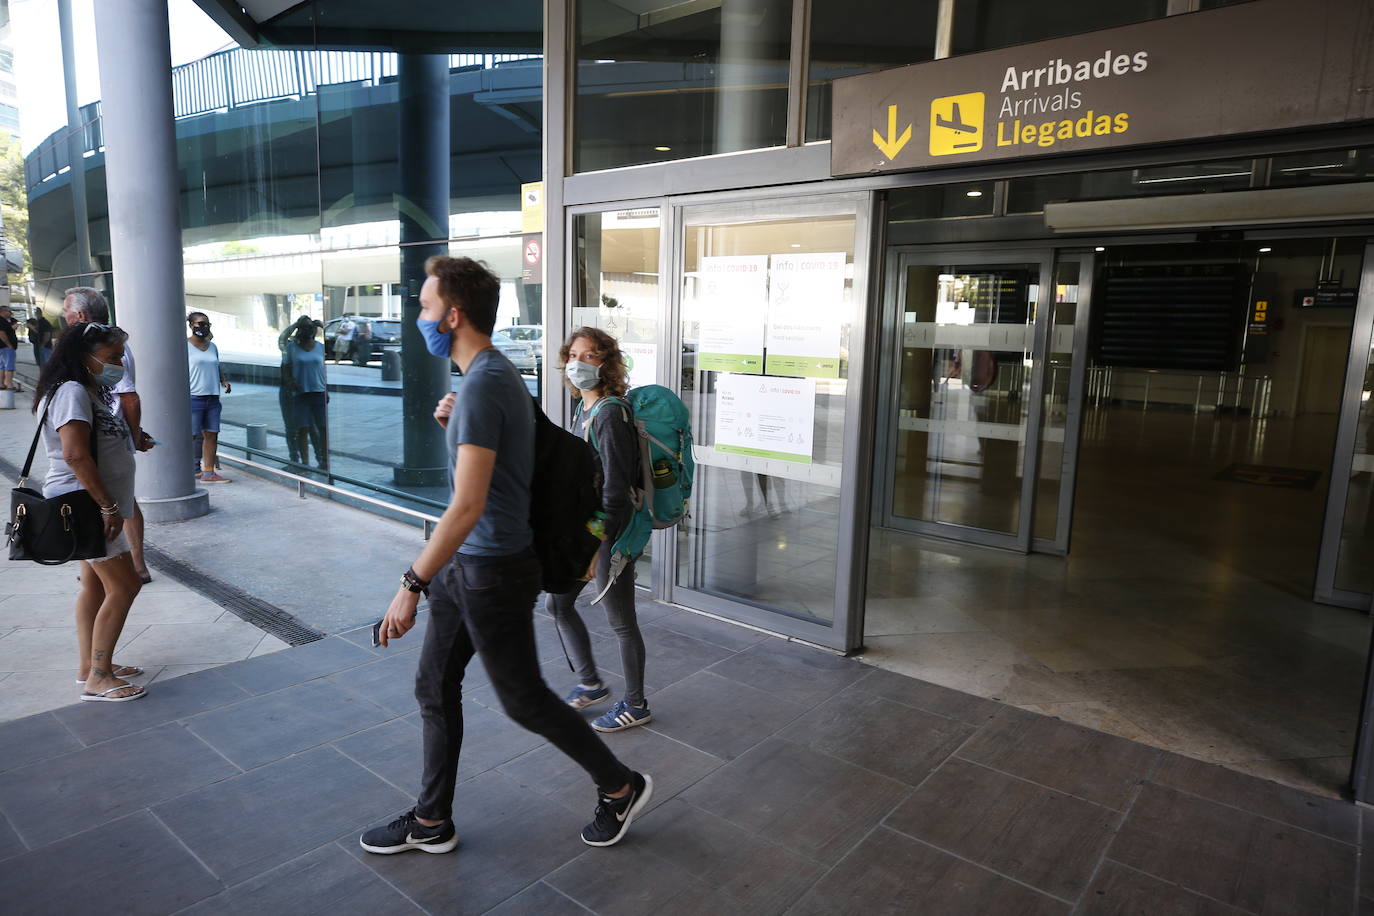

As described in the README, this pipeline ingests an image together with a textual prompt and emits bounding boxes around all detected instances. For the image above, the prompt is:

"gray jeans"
[546,543,646,708]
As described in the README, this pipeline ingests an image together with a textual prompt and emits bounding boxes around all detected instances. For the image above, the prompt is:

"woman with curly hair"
[31,322,147,701]
[546,326,653,732]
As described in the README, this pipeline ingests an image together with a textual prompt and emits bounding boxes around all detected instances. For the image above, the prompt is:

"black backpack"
[529,397,603,595]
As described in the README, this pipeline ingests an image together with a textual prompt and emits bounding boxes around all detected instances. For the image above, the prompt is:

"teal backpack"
[582,385,694,602]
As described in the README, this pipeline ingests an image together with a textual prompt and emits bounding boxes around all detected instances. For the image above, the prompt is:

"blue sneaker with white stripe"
[591,699,652,732]
[563,683,611,710]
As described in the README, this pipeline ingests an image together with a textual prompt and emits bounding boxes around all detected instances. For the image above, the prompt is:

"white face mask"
[565,359,601,390]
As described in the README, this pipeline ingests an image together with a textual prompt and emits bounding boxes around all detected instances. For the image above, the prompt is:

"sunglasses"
[82,322,111,336]
[191,321,212,328]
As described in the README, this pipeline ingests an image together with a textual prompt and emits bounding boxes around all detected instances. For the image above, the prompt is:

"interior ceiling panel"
[194,1,542,52]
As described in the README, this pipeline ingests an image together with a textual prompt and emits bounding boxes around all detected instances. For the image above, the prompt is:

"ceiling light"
[965,189,984,198]
[654,146,671,151]
[790,243,801,248]
[1259,247,1272,253]
[1095,246,1105,252]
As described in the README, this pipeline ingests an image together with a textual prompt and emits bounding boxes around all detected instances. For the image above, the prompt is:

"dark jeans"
[546,543,646,707]
[414,551,632,821]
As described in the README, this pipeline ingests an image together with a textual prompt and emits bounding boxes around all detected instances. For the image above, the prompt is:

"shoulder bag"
[5,401,108,565]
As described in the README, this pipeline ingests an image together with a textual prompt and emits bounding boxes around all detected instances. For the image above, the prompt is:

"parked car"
[467,330,537,375]
[499,324,544,371]
[323,316,402,365]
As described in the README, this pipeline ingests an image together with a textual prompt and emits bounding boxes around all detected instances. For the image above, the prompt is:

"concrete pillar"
[93,0,207,521]
[57,0,93,284]
[394,54,451,488]
[714,0,772,153]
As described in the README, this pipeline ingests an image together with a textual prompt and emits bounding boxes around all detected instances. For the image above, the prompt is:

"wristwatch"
[400,567,429,595]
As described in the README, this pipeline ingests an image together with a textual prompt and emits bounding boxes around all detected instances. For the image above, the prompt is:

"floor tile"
[641,670,808,760]
[149,662,221,684]
[1017,700,1161,745]
[0,810,222,915]
[0,668,90,722]
[118,619,269,665]
[1113,782,1358,915]
[119,590,228,625]
[181,842,423,915]
[1224,756,1350,801]
[625,798,826,914]
[780,691,976,786]
[0,627,83,671]
[323,648,422,717]
[681,736,909,865]
[594,625,736,693]
[1148,752,1358,842]
[152,745,409,886]
[248,634,290,658]
[499,722,724,818]
[215,636,378,696]
[548,845,749,916]
[886,758,1119,901]
[956,706,1159,810]
[342,769,586,915]
[52,667,252,746]
[185,679,393,770]
[846,665,1001,726]
[0,712,82,773]
[1078,860,1250,915]
[0,810,23,863]
[788,825,1067,916]
[484,880,595,916]
[707,639,866,709]
[0,721,238,847]
[333,717,425,797]
[859,632,1092,706]
[646,610,768,653]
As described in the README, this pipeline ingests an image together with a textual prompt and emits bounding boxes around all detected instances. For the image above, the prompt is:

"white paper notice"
[765,252,846,378]
[696,255,768,373]
[714,373,816,464]
[623,341,658,389]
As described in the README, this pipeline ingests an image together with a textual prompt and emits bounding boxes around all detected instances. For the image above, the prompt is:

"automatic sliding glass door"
[880,251,1054,552]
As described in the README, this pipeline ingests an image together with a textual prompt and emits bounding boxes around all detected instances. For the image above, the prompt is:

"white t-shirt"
[39,381,137,519]
[337,320,356,342]
[187,341,221,396]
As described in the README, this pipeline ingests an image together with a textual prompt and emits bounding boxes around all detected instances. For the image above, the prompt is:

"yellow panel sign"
[520,181,544,234]
[929,92,985,156]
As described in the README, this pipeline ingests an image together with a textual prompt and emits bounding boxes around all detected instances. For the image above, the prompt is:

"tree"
[0,130,29,287]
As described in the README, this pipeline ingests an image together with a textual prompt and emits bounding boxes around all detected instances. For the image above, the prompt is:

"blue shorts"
[0,348,14,371]
[190,394,223,434]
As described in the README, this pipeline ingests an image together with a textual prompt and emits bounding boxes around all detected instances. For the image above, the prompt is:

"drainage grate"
[141,546,325,646]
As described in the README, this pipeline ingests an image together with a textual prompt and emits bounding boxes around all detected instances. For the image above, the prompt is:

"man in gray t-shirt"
[360,256,649,858]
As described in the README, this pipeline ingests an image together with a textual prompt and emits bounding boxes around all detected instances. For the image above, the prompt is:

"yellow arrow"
[872,104,912,159]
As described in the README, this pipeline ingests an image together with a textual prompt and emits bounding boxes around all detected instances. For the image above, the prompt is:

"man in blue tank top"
[359,256,651,856]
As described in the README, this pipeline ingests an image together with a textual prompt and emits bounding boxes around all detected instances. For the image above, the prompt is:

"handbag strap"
[20,394,101,487]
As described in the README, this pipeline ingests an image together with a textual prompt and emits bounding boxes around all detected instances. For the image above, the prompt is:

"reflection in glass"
[806,0,939,141]
[891,264,1040,535]
[951,0,1166,55]
[1034,259,1081,543]
[574,209,662,579]
[575,0,792,172]
[675,210,858,624]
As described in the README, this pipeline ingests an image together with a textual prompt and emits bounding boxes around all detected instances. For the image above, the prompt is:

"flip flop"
[76,665,144,684]
[138,573,153,584]
[81,684,147,702]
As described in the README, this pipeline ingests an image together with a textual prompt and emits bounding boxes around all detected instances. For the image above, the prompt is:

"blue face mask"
[95,362,125,388]
[416,317,453,359]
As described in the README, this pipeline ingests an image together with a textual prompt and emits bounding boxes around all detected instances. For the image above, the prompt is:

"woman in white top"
[187,312,232,482]
[31,322,147,702]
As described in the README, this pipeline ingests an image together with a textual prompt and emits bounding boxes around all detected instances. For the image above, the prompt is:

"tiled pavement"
[0,598,1362,915]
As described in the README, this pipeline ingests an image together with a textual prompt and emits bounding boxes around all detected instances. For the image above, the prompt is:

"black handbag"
[6,402,107,565]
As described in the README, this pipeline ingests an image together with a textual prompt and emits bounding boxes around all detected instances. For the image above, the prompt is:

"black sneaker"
[581,771,653,847]
[359,809,459,855]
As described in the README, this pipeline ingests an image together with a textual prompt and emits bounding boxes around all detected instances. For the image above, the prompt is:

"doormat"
[1214,464,1321,489]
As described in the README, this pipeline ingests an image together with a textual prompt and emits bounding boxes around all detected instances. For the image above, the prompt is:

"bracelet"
[400,567,430,595]
[99,503,119,516]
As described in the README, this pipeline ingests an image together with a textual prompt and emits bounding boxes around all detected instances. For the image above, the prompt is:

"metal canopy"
[192,0,542,52]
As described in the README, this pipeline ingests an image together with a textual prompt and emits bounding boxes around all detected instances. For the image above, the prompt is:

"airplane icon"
[929,92,985,156]
[935,102,978,135]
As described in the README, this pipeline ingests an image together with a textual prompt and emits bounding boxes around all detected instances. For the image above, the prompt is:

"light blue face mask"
[565,359,601,391]
[94,362,125,388]
[416,317,452,359]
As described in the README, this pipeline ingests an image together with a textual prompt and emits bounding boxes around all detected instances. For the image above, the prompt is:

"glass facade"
[574,0,792,172]
[25,31,543,513]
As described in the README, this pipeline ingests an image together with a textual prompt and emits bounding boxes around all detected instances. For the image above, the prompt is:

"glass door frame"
[876,247,1056,553]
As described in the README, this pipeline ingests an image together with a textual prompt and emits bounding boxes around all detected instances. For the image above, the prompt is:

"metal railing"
[26,48,542,191]
[1088,366,1274,418]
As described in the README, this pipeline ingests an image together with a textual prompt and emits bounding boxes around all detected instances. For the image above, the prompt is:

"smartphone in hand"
[371,618,385,648]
